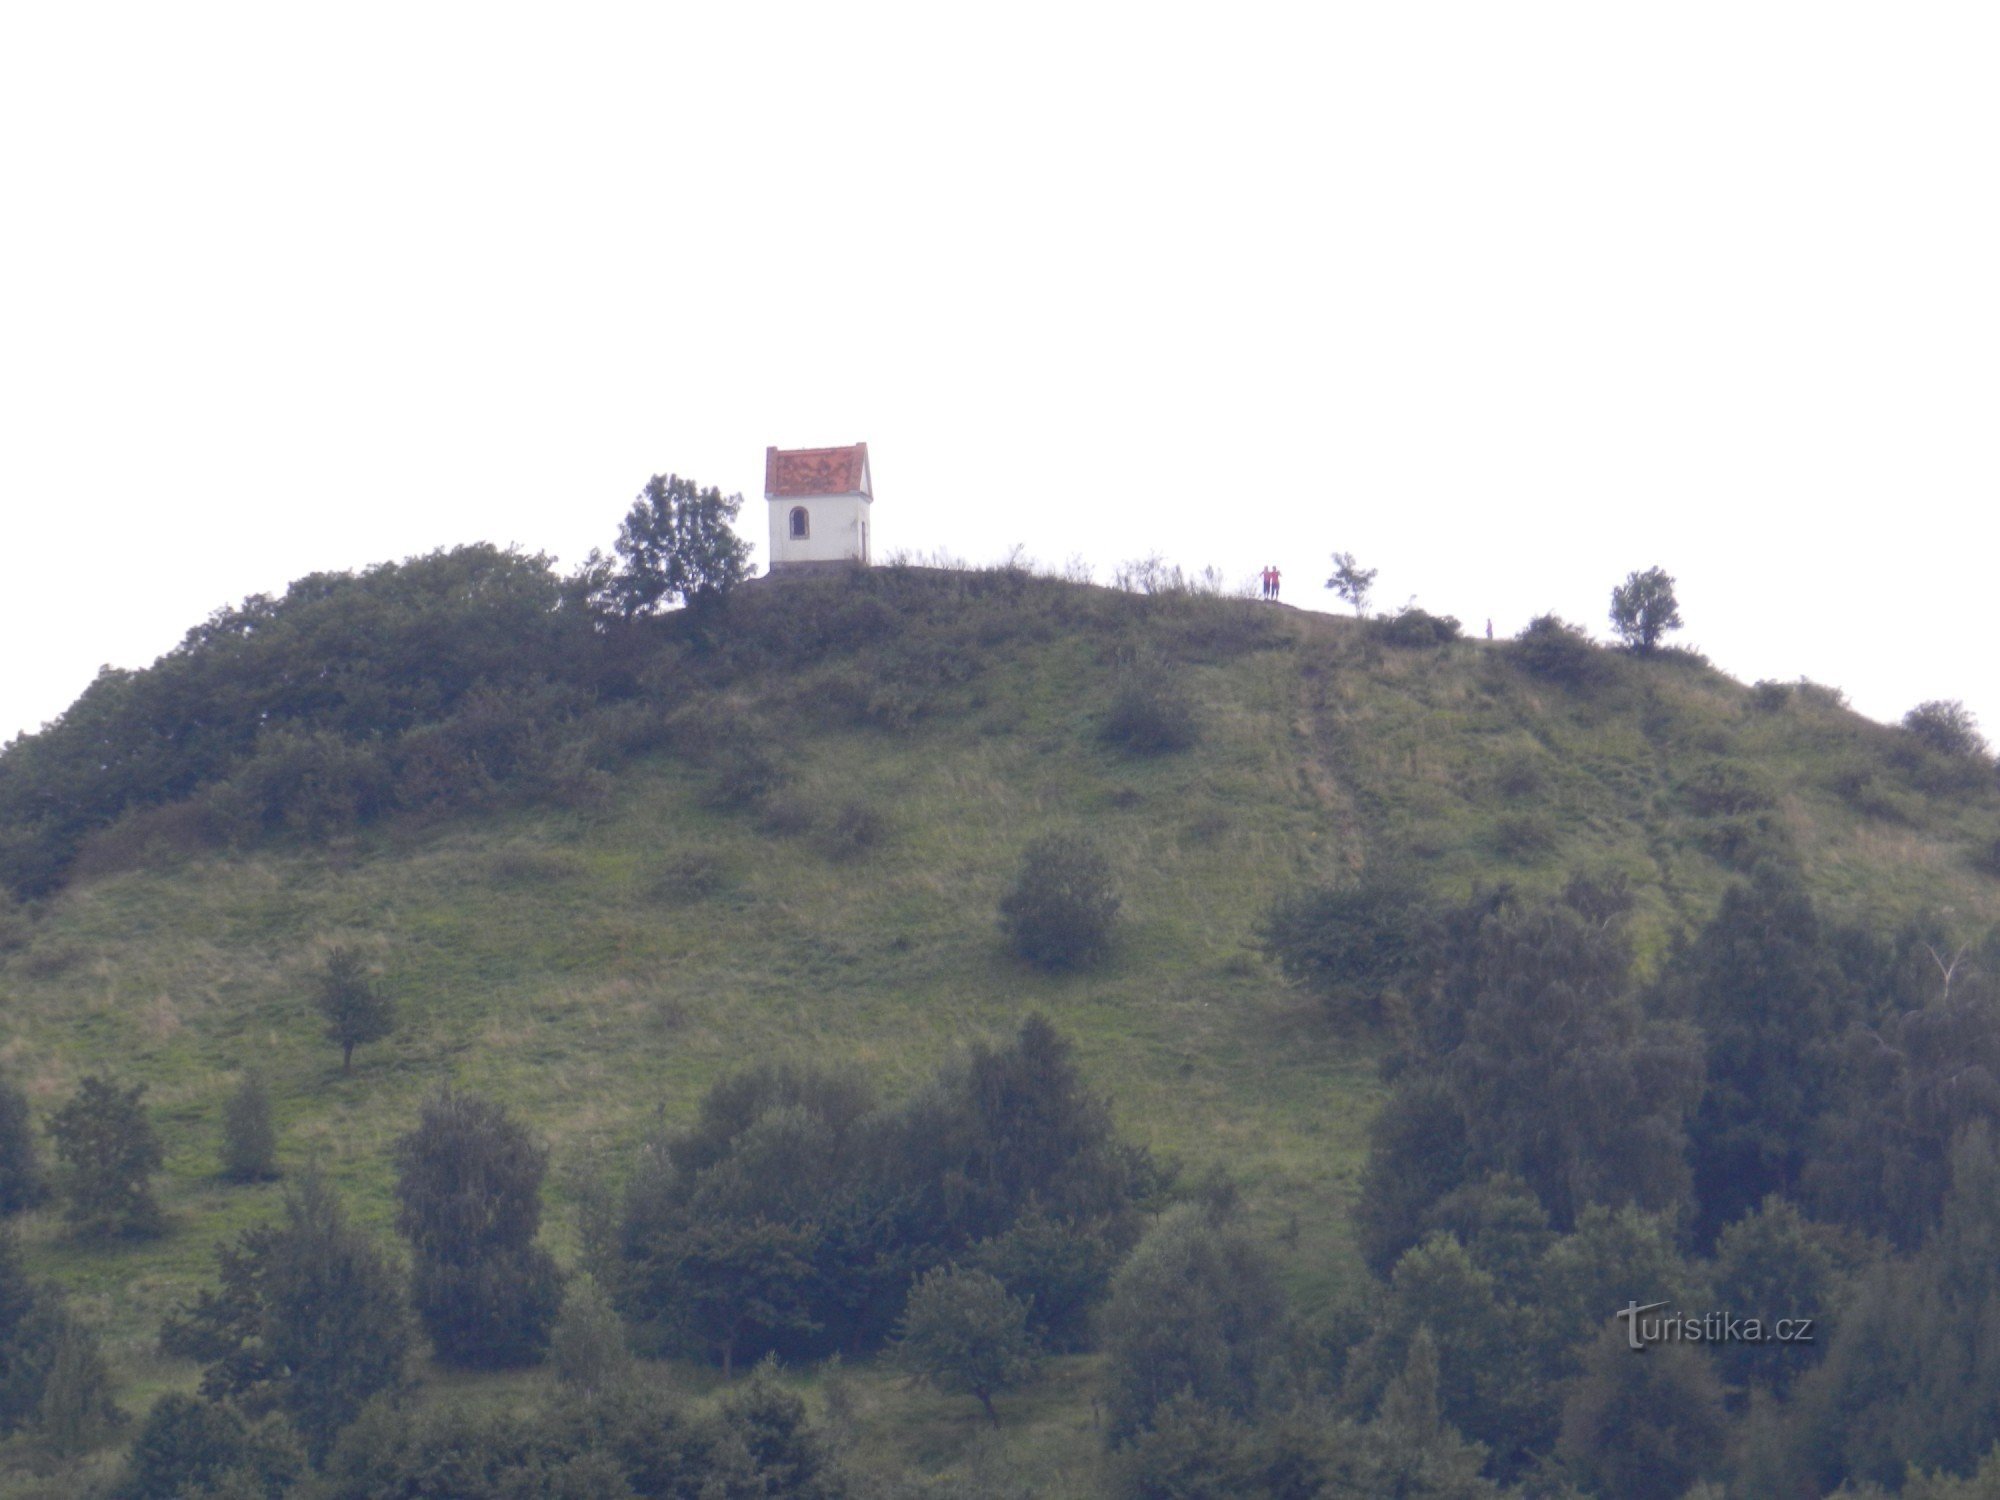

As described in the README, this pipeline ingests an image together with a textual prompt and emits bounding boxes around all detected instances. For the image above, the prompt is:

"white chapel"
[764,443,873,574]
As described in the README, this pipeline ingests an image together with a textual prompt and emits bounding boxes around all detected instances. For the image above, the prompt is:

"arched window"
[789,506,810,540]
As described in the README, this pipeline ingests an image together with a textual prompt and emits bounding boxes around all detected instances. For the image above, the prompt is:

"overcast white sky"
[3,4,1995,748]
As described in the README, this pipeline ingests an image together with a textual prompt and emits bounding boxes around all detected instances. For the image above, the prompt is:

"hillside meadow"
[3,564,1998,1492]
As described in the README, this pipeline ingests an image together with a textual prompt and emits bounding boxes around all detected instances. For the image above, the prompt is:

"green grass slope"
[3,570,1997,1488]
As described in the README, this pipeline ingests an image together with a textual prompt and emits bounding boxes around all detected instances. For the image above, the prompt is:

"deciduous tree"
[47,1076,164,1239]
[393,1089,562,1368]
[220,1071,278,1183]
[159,1169,408,1462]
[599,473,751,619]
[1608,566,1683,653]
[1099,1205,1285,1443]
[897,1265,1038,1426]
[312,947,393,1074]
[1903,699,1989,760]
[1326,551,1378,616]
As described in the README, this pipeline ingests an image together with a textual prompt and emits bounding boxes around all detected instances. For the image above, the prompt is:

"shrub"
[1512,614,1597,684]
[648,850,731,905]
[1491,754,1545,798]
[1260,876,1433,1030]
[819,801,887,862]
[67,798,230,883]
[1492,811,1558,860]
[0,1231,118,1447]
[1691,812,1790,872]
[1903,699,1989,760]
[972,1211,1121,1353]
[1831,765,1914,824]
[410,1250,565,1370]
[35,1310,120,1458]
[706,750,787,811]
[1098,1205,1285,1443]
[1972,838,2000,881]
[998,833,1121,969]
[1677,759,1775,817]
[1375,607,1463,648]
[756,795,817,838]
[1750,679,1792,712]
[214,729,394,841]
[220,1072,278,1183]
[1099,665,1199,754]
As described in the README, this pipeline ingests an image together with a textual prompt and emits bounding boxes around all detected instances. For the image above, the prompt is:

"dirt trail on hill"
[1291,650,1369,878]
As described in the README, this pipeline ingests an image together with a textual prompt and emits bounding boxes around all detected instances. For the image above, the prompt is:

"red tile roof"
[765,443,870,498]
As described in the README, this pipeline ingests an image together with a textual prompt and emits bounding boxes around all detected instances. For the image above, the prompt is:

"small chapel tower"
[764,443,873,575]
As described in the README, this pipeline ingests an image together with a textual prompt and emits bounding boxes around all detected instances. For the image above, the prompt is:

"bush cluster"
[611,1017,1150,1380]
[1374,607,1463,648]
[998,833,1122,969]
[1099,663,1200,754]
[1511,614,1597,684]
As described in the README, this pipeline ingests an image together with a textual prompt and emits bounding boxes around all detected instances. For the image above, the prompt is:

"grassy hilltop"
[3,560,1997,1492]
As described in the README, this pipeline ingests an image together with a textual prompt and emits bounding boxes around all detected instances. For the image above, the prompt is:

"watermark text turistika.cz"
[1614,1301,1815,1352]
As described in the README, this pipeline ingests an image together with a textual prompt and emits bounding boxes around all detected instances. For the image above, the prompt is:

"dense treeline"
[19,1017,1154,1495]
[0,546,606,896]
[608,1015,1154,1375]
[1254,860,2000,1496]
[0,549,1279,901]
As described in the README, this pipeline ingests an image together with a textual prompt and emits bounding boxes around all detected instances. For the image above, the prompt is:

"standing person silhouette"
[1268,565,1282,601]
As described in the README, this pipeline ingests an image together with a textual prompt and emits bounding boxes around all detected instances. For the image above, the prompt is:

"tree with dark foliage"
[114,1394,304,1500]
[1558,1324,1727,1500]
[897,1265,1037,1426]
[1804,929,2000,1247]
[393,1088,562,1368]
[599,473,751,619]
[317,1366,846,1500]
[1099,1204,1285,1444]
[160,1169,409,1462]
[47,1076,165,1240]
[0,544,599,900]
[0,1074,46,1215]
[1781,1126,2000,1491]
[1261,872,1434,1030]
[1441,887,1702,1230]
[1608,565,1683,653]
[220,1071,278,1182]
[1651,865,1852,1241]
[312,947,393,1074]
[0,1228,118,1447]
[1902,699,1989,760]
